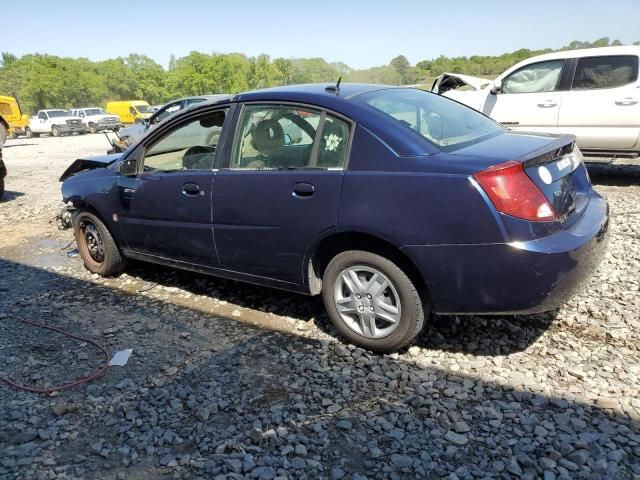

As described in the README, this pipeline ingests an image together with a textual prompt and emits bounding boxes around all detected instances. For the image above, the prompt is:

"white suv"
[433,46,640,162]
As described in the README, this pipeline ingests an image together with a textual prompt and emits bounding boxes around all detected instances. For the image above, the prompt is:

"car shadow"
[586,162,640,186]
[0,191,26,202]
[0,257,637,479]
[123,259,553,356]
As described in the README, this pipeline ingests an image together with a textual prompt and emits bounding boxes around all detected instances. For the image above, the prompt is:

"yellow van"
[0,96,29,137]
[106,100,153,125]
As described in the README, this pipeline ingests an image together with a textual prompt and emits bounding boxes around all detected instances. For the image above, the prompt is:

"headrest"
[252,119,284,152]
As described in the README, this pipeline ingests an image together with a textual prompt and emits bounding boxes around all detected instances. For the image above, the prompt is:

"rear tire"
[322,250,425,352]
[73,210,126,276]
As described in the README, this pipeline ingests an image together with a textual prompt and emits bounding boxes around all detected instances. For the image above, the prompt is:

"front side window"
[141,110,227,173]
[354,88,503,151]
[572,55,639,90]
[502,60,565,94]
[231,105,350,170]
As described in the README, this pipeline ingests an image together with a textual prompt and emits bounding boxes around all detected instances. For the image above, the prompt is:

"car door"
[483,59,566,134]
[212,103,352,285]
[557,54,640,150]
[116,107,230,266]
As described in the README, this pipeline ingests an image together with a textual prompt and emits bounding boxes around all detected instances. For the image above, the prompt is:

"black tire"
[73,210,126,276]
[88,123,97,134]
[322,250,426,352]
[0,178,4,200]
[51,126,60,137]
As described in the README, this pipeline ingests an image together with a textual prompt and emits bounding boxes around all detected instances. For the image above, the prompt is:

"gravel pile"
[0,136,638,479]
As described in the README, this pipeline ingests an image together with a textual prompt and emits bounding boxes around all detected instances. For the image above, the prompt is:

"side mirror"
[118,158,138,176]
[490,80,503,95]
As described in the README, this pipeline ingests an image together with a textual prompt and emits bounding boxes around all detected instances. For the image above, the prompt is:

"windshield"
[353,88,504,151]
[85,108,106,116]
[135,104,153,114]
[47,110,71,118]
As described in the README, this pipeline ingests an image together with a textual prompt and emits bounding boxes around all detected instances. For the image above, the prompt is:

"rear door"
[212,103,352,285]
[557,54,640,150]
[484,59,566,133]
[116,107,229,266]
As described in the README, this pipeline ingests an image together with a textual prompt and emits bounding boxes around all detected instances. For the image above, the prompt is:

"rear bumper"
[403,192,610,314]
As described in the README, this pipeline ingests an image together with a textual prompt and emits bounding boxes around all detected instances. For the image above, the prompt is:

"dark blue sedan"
[60,84,609,352]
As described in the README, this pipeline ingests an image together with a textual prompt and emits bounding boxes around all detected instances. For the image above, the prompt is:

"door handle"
[615,97,638,106]
[537,101,557,108]
[182,183,201,196]
[292,182,314,198]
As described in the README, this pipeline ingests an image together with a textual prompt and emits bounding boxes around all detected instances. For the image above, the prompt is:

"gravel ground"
[0,135,639,480]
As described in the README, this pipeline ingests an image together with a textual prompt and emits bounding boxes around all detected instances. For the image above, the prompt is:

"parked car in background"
[26,109,87,137]
[0,96,29,138]
[433,46,640,163]
[70,107,121,134]
[60,84,609,352]
[106,101,153,125]
[116,95,231,148]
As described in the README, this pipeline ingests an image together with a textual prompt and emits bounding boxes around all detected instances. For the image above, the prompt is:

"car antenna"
[325,76,342,94]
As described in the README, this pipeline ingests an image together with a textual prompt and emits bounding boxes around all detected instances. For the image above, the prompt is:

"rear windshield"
[353,89,504,152]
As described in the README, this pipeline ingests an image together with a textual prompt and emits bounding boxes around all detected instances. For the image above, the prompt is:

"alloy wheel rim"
[333,266,402,339]
[83,222,104,263]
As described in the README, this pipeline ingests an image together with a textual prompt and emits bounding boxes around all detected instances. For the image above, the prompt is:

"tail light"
[473,161,557,221]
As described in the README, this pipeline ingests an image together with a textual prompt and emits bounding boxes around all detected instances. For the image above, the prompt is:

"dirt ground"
[0,134,639,480]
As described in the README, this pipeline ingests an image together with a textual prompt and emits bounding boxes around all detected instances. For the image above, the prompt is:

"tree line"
[1,37,637,114]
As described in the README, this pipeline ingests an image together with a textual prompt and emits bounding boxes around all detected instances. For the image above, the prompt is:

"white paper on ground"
[109,349,133,367]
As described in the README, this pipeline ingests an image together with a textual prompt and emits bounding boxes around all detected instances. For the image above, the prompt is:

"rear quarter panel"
[338,125,504,246]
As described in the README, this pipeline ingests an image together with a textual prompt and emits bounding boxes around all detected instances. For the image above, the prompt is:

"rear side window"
[572,55,639,90]
[231,105,350,170]
[502,60,565,94]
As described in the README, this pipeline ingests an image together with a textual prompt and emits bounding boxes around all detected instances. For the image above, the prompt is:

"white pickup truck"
[70,107,121,134]
[26,109,87,137]
[433,46,640,163]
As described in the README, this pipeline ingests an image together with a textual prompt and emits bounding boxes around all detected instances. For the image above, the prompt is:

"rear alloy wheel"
[88,123,97,134]
[322,250,425,352]
[73,210,126,276]
[51,125,60,137]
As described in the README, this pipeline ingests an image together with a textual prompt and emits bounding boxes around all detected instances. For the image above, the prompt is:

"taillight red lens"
[473,161,558,221]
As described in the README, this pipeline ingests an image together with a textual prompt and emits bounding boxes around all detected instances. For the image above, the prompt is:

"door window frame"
[222,101,355,171]
[124,105,234,176]
[499,59,568,95]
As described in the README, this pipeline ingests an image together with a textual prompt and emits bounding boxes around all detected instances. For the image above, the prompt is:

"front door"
[483,59,566,134]
[117,109,228,266]
[213,104,352,285]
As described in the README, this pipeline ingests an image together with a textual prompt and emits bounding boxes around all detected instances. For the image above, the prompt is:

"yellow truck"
[105,100,153,125]
[0,95,29,138]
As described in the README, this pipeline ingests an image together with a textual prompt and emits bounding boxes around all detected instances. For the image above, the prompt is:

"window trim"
[135,106,231,175]
[569,54,640,91]
[224,101,354,172]
[500,59,567,95]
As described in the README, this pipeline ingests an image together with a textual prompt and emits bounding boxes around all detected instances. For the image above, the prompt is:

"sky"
[3,0,640,69]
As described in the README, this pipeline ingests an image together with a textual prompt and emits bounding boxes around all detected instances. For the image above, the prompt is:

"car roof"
[518,45,640,63]
[235,83,391,102]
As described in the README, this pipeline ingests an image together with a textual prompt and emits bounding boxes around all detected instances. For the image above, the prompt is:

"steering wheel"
[182,145,215,170]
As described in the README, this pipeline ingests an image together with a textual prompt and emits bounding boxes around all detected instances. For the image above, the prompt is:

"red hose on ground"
[0,318,110,393]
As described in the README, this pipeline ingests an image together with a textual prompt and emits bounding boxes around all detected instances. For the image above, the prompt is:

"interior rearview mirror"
[490,80,502,95]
